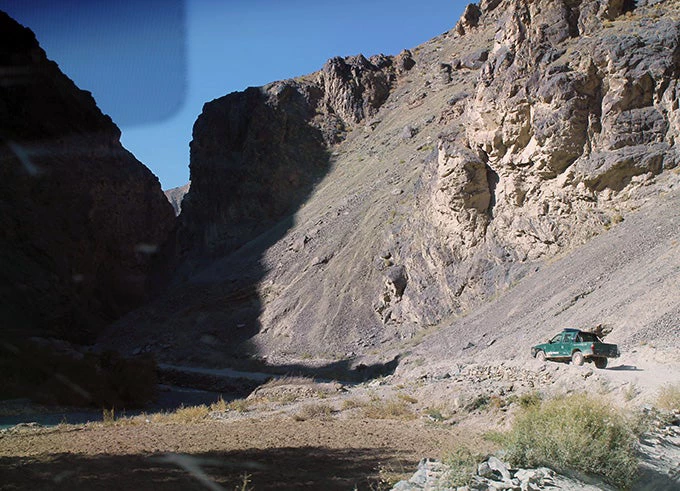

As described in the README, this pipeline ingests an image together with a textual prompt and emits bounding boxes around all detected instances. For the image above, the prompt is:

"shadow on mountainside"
[157,355,402,396]
[99,83,405,393]
[0,446,408,490]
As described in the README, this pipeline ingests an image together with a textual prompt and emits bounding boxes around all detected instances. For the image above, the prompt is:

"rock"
[487,456,512,482]
[460,49,489,69]
[455,3,483,35]
[0,11,175,342]
[95,0,680,363]
[395,49,416,74]
[320,54,394,124]
[164,181,190,216]
[385,265,408,298]
[478,461,494,478]
[402,125,418,140]
[291,235,309,252]
[437,63,453,84]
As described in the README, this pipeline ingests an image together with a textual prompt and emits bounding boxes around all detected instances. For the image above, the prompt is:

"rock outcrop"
[104,0,680,363]
[164,181,190,216]
[178,51,414,262]
[392,0,680,327]
[0,11,175,342]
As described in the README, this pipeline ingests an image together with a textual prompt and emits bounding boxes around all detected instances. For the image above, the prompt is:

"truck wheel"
[571,351,584,366]
[535,350,546,362]
[594,357,608,369]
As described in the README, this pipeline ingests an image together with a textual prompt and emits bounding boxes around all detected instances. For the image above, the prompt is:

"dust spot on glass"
[135,243,158,254]
[54,373,91,401]
[8,141,42,176]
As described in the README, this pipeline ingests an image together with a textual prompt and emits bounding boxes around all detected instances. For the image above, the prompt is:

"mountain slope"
[103,0,680,366]
[0,11,175,342]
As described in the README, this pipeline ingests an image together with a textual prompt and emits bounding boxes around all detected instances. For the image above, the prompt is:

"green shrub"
[465,394,490,412]
[441,446,481,487]
[503,394,638,488]
[518,391,542,408]
[425,407,446,422]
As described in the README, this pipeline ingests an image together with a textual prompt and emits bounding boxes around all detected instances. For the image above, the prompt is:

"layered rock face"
[108,0,680,362]
[0,12,174,342]
[457,0,679,257]
[399,0,680,324]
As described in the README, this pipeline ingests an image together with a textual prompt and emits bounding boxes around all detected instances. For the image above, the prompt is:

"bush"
[465,394,490,412]
[518,391,542,408]
[503,394,638,488]
[656,383,680,411]
[441,446,481,487]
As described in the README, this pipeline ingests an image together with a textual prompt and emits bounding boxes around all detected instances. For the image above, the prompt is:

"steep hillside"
[0,11,175,343]
[399,179,679,374]
[103,0,680,366]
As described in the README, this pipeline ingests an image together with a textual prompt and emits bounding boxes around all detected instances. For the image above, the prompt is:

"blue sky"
[3,0,466,189]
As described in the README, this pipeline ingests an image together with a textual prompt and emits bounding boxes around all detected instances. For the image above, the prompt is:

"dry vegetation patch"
[361,396,417,420]
[656,383,680,411]
[292,402,335,421]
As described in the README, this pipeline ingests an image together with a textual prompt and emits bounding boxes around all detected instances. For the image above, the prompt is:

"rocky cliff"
[177,51,415,263]
[105,0,680,366]
[0,11,175,343]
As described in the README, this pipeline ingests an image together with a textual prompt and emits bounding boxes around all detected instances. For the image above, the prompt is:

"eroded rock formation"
[106,0,680,362]
[398,0,680,325]
[0,11,174,342]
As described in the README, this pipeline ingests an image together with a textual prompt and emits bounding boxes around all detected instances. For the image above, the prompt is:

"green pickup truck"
[531,328,620,369]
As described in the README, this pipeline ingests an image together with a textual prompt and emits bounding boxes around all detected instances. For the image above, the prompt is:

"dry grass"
[656,383,680,411]
[225,398,253,413]
[441,446,482,488]
[151,404,211,423]
[397,393,418,404]
[292,403,334,421]
[102,408,116,425]
[341,398,366,410]
[376,462,410,490]
[259,375,316,388]
[140,396,245,424]
[361,397,416,420]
